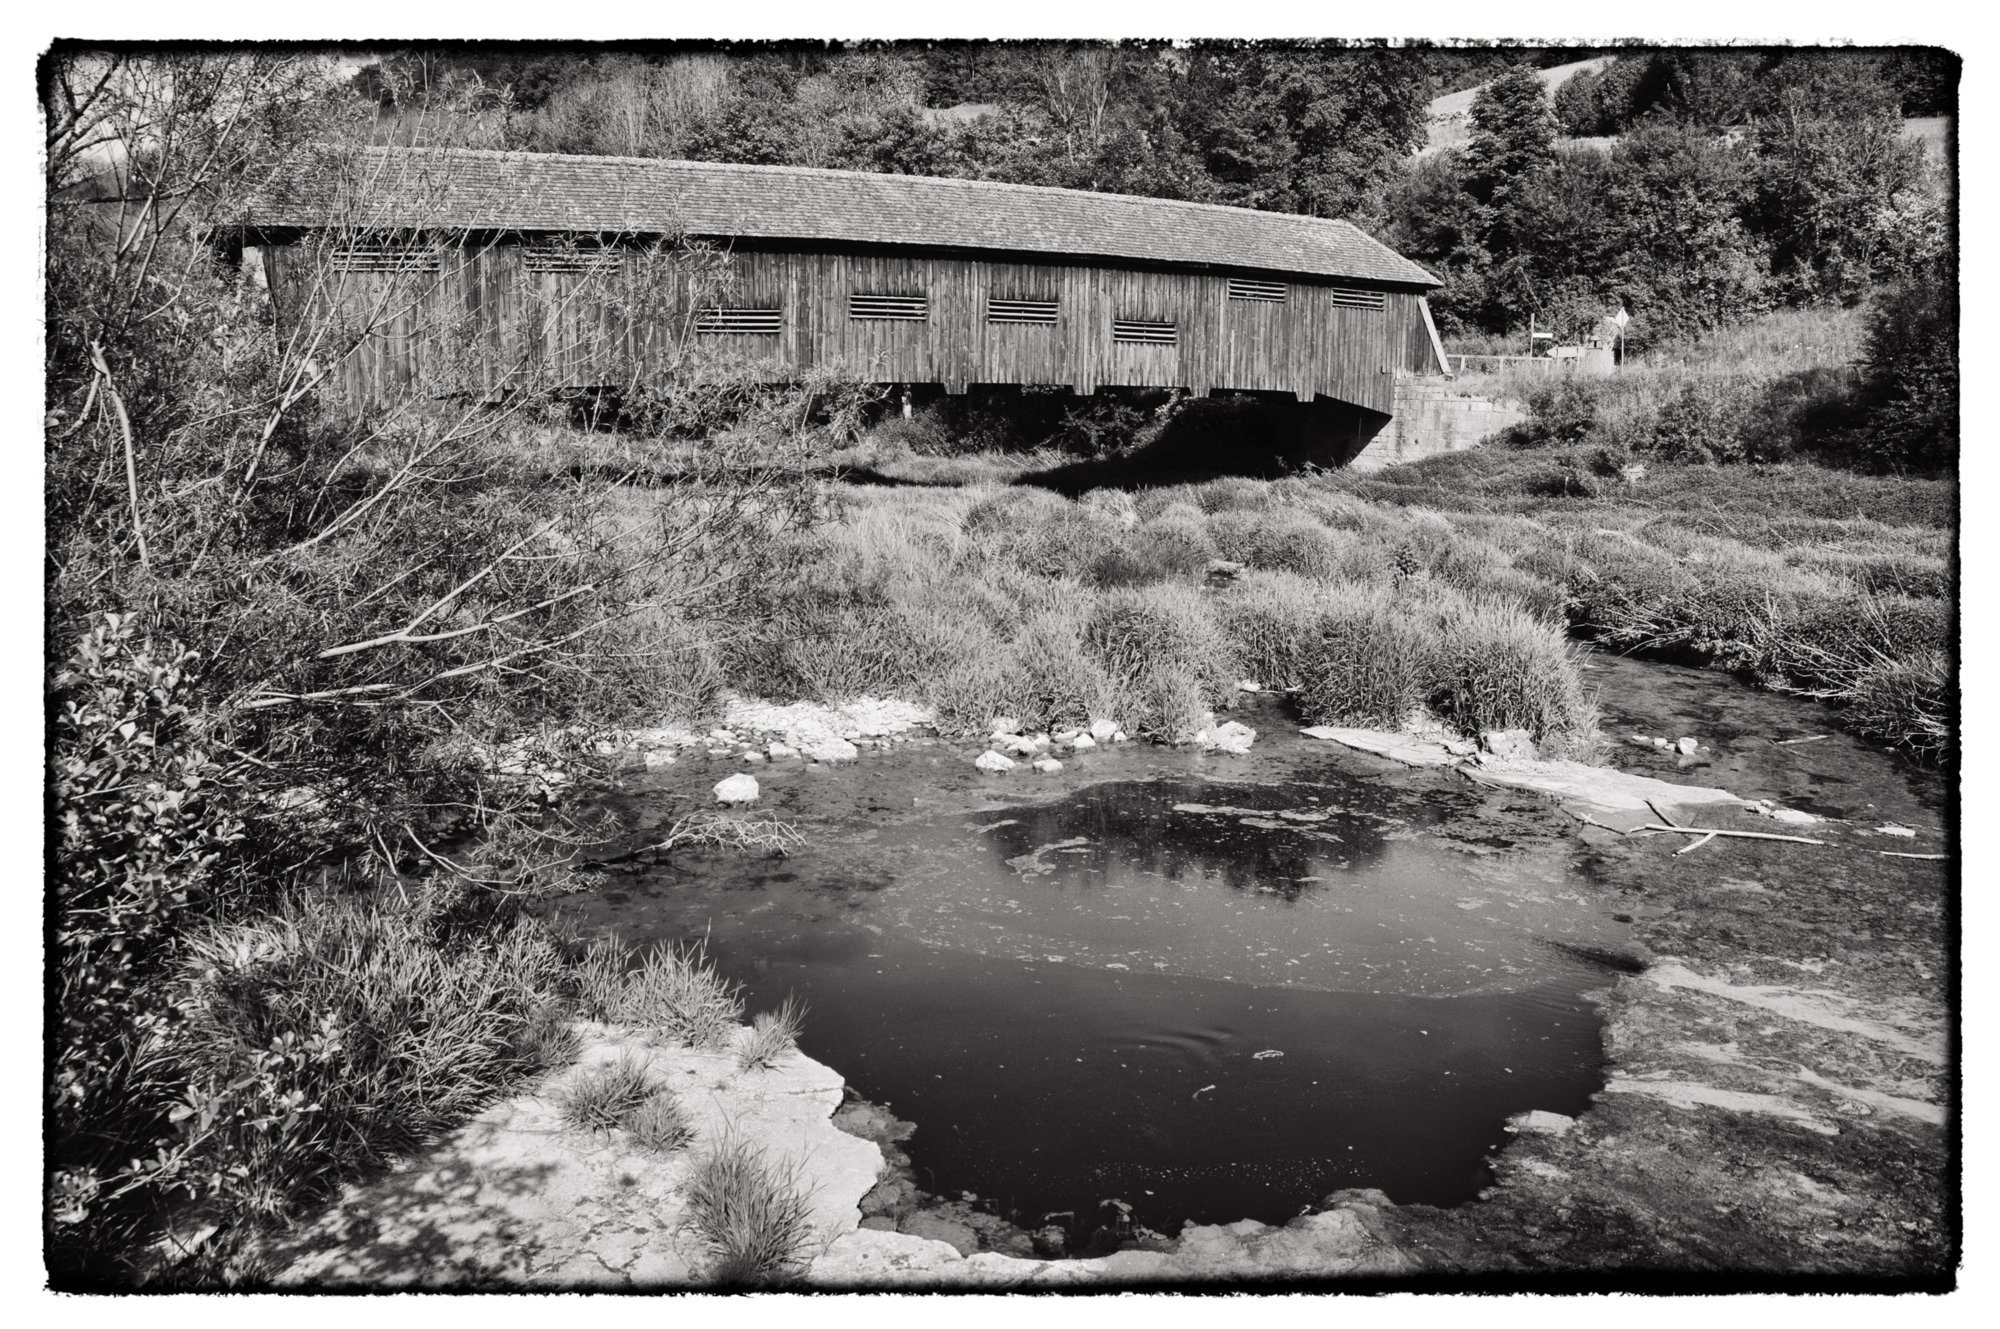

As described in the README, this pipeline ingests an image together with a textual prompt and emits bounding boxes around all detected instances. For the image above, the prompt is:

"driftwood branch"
[1638,823,1828,846]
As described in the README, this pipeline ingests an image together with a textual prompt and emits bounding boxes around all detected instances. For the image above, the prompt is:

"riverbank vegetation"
[43,54,819,1284]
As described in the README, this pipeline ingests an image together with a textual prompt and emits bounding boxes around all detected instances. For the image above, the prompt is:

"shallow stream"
[572,649,1944,1242]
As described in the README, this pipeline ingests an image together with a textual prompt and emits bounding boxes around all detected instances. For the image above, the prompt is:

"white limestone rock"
[712,773,760,805]
[1479,728,1539,762]
[1201,720,1257,754]
[975,750,1016,774]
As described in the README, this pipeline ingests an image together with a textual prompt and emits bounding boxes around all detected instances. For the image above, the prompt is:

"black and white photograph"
[25,16,1971,1302]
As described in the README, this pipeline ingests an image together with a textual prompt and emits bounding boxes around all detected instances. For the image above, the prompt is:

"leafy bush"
[1839,269,1958,474]
[126,889,575,1246]
[1504,379,1603,448]
[48,616,245,1246]
[1639,379,1766,464]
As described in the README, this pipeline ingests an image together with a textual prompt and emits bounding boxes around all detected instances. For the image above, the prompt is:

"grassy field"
[611,339,1953,765]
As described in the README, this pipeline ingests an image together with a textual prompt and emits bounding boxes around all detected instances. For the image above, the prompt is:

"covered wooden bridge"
[228,147,1450,463]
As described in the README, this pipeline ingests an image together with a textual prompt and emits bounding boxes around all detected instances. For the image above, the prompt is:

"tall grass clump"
[1091,506,1217,585]
[684,1130,817,1288]
[1083,584,1238,736]
[1845,650,1953,765]
[1219,571,1344,692]
[1291,584,1436,728]
[1208,508,1347,580]
[1428,597,1597,749]
[577,938,743,1051]
[996,611,1121,732]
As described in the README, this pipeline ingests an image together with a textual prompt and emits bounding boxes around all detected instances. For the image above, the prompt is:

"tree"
[1465,66,1558,200]
[1605,125,1767,339]
[1463,65,1559,263]
[1751,53,1927,301]
[1174,46,1429,218]
[1378,151,1494,335]
[1843,261,1957,473]
[1501,145,1623,335]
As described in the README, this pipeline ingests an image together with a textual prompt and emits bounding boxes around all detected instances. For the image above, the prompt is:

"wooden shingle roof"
[241,146,1440,289]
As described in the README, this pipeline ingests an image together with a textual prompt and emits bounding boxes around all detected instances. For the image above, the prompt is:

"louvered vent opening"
[849,293,928,320]
[1227,278,1288,303]
[695,307,783,335]
[329,242,440,274]
[1112,319,1177,346]
[1326,287,1387,310]
[987,298,1058,325]
[524,242,618,275]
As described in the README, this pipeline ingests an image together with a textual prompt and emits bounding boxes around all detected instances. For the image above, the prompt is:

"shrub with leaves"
[48,615,244,1243]
[1504,378,1603,448]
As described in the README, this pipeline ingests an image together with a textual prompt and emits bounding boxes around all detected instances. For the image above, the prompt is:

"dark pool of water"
[574,769,1624,1234]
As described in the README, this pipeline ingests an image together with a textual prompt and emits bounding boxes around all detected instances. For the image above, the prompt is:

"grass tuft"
[556,1054,658,1134]
[626,1087,696,1154]
[684,1129,817,1288]
[737,995,808,1072]
[575,937,745,1050]
[1292,584,1436,728]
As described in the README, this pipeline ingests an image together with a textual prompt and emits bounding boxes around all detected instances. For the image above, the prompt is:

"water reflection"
[576,770,1617,1232]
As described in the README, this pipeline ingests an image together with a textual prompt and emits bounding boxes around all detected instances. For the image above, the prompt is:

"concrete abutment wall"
[1345,377,1526,471]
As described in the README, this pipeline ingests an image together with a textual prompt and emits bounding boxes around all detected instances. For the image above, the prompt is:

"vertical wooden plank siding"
[280,239,1435,414]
